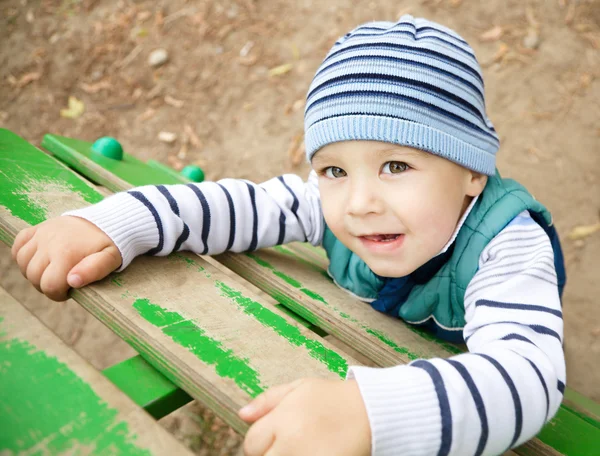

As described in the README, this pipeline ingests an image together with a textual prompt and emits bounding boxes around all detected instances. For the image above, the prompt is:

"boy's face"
[312,141,487,278]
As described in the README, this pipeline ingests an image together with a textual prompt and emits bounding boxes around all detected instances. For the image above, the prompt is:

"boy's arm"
[64,171,324,270]
[348,211,565,456]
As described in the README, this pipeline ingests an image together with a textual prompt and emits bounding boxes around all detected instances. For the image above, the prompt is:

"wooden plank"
[38,132,590,455]
[42,133,189,188]
[0,128,360,435]
[0,287,193,455]
[217,247,466,365]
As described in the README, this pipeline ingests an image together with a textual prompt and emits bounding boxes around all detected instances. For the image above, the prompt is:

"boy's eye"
[324,166,347,178]
[382,161,409,174]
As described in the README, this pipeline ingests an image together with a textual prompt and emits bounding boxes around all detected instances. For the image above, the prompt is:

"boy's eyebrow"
[376,146,430,159]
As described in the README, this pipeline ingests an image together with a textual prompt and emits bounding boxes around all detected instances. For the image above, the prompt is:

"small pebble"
[148,48,169,67]
[523,28,540,50]
[158,131,177,143]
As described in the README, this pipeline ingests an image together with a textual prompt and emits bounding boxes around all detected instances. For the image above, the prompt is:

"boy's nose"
[346,179,384,217]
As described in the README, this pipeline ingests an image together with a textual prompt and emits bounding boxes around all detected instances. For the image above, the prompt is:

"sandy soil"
[1,0,599,453]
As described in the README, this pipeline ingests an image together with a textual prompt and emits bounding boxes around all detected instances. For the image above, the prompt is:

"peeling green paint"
[243,252,428,361]
[0,129,103,226]
[366,329,419,360]
[132,298,265,397]
[246,253,328,304]
[0,331,150,454]
[215,281,347,378]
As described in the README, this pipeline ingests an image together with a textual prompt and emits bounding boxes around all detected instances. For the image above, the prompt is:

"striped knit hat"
[304,15,499,176]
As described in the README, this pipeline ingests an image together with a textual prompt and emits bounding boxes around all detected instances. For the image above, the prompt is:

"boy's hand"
[239,378,371,456]
[11,216,121,301]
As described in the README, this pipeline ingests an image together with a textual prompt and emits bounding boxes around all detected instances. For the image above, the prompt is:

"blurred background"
[1,0,599,454]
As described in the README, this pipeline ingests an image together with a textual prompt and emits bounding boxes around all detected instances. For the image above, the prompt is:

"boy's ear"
[465,171,488,197]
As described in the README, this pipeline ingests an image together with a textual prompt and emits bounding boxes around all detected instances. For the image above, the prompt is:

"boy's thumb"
[239,379,304,422]
[67,247,122,288]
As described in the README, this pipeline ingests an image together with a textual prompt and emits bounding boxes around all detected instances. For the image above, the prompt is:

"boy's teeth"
[363,234,399,242]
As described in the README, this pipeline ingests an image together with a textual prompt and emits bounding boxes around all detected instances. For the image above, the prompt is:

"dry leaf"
[491,43,510,63]
[138,108,156,121]
[287,133,305,166]
[60,96,85,119]
[290,43,300,60]
[9,72,41,88]
[568,223,600,240]
[525,6,539,29]
[184,124,202,148]
[565,3,576,24]
[583,32,600,49]
[165,95,184,108]
[80,79,111,94]
[479,26,503,42]
[269,63,293,77]
[177,142,188,160]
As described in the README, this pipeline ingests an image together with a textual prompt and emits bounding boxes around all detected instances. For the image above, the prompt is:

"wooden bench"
[1,128,598,455]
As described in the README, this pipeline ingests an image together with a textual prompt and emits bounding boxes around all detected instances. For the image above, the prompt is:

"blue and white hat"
[304,15,499,175]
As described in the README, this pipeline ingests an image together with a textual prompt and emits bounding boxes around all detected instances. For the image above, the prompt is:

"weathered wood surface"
[0,129,359,435]
[0,287,194,455]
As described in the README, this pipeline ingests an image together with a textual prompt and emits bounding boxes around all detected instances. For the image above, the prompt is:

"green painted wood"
[103,354,193,420]
[0,128,358,435]
[147,159,192,183]
[0,287,193,455]
[535,406,600,456]
[42,134,190,188]
[563,388,600,428]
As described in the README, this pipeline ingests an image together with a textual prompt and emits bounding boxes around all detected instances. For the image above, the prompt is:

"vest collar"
[436,195,479,257]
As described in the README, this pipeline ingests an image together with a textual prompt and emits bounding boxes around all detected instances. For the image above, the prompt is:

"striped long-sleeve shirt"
[66,172,565,456]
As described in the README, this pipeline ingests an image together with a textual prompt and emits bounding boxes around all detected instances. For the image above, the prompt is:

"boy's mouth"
[358,233,405,253]
[360,234,401,242]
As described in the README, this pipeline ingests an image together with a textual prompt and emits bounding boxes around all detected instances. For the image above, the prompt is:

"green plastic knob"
[181,165,205,183]
[92,137,123,160]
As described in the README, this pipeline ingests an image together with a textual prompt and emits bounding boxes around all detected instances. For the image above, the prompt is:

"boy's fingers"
[25,253,50,292]
[15,239,38,277]
[243,417,276,456]
[67,246,121,288]
[11,226,35,259]
[239,379,304,422]
[40,260,71,301]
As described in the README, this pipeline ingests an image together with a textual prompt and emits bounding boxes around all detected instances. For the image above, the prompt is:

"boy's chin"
[364,259,418,279]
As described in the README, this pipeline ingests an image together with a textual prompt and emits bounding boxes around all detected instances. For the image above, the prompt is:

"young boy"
[12,16,566,456]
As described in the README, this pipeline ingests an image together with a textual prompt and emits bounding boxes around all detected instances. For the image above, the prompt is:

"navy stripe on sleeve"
[156,185,191,254]
[412,360,452,456]
[245,183,258,251]
[445,359,488,456]
[186,184,211,255]
[557,380,565,395]
[156,185,180,215]
[523,357,550,422]
[128,191,164,256]
[501,334,536,346]
[217,183,236,251]
[475,300,562,318]
[277,176,306,241]
[173,224,190,253]
[465,322,562,343]
[477,354,522,448]
[277,210,286,245]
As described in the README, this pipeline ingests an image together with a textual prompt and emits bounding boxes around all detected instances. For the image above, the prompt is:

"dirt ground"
[1,0,599,453]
